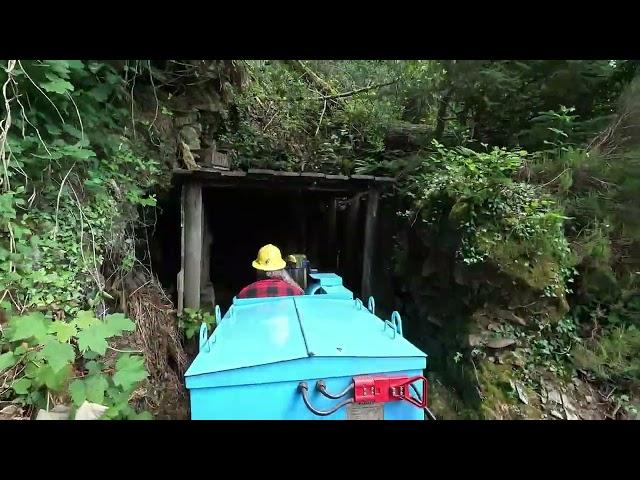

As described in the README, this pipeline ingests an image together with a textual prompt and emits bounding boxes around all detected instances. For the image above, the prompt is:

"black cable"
[316,380,354,400]
[298,382,353,417]
[410,383,437,420]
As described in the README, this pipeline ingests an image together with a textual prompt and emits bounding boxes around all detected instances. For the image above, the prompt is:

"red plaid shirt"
[237,279,304,299]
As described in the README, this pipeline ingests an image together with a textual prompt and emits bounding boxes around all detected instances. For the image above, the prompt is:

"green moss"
[478,362,518,419]
[572,325,640,387]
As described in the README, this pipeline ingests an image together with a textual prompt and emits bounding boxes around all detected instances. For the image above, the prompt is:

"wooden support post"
[361,188,380,301]
[177,187,185,315]
[345,192,363,291]
[327,196,337,270]
[183,181,203,310]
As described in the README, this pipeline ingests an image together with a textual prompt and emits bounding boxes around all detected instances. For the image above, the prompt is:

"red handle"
[390,375,427,408]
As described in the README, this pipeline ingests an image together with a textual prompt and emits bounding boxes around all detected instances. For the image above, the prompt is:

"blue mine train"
[185,273,432,420]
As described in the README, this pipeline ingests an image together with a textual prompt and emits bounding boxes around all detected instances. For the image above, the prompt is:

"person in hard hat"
[236,244,304,299]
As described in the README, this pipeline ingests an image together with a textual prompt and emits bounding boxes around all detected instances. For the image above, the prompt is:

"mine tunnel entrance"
[151,169,394,314]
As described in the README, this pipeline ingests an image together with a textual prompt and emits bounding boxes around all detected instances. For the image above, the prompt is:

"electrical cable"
[316,380,354,400]
[298,382,353,416]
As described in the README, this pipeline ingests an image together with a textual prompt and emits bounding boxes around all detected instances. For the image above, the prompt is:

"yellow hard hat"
[252,244,287,271]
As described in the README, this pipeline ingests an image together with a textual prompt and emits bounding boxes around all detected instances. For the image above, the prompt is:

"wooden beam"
[361,188,380,301]
[183,181,203,310]
[172,168,395,192]
[345,192,364,292]
[177,186,185,315]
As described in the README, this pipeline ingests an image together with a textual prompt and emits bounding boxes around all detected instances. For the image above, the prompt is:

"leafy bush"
[0,308,149,419]
[1,60,163,417]
[179,308,216,340]
[399,141,574,297]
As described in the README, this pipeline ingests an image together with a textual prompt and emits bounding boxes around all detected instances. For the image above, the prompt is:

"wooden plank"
[173,167,222,176]
[345,192,364,292]
[325,174,349,180]
[351,174,375,181]
[197,148,230,170]
[177,186,186,315]
[183,181,203,310]
[182,180,356,193]
[361,188,380,301]
[300,172,326,178]
[175,167,391,183]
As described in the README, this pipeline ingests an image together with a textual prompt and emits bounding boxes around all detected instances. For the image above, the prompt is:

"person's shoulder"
[237,280,263,298]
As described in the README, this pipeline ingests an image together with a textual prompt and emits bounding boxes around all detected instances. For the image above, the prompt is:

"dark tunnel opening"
[151,185,369,313]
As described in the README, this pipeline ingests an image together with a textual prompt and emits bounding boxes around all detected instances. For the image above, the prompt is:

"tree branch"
[283,60,339,98]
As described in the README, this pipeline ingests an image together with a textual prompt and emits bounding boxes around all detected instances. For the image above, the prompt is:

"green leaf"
[85,374,108,404]
[12,377,32,395]
[41,340,76,374]
[62,123,84,140]
[34,364,71,391]
[8,312,51,343]
[45,61,71,78]
[74,310,99,330]
[0,352,18,374]
[82,351,99,360]
[547,127,569,138]
[85,360,103,375]
[76,324,109,355]
[40,77,74,95]
[69,379,86,406]
[103,313,136,338]
[49,321,78,342]
[59,143,95,160]
[66,60,85,71]
[112,354,148,391]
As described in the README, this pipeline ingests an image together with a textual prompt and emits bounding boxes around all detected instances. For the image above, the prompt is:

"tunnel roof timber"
[172,168,395,193]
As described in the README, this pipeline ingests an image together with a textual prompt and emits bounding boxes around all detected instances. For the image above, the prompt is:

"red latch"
[353,375,428,408]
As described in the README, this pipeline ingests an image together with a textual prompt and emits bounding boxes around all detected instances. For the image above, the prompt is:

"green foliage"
[573,325,640,387]
[0,60,162,418]
[222,60,439,173]
[41,340,75,373]
[0,308,148,419]
[112,354,148,391]
[440,60,632,150]
[8,312,51,343]
[0,60,164,314]
[399,141,573,296]
[179,308,216,340]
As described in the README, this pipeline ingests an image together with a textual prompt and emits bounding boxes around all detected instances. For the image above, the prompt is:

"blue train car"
[185,274,429,420]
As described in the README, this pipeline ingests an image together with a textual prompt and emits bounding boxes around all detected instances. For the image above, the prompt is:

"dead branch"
[283,60,340,99]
